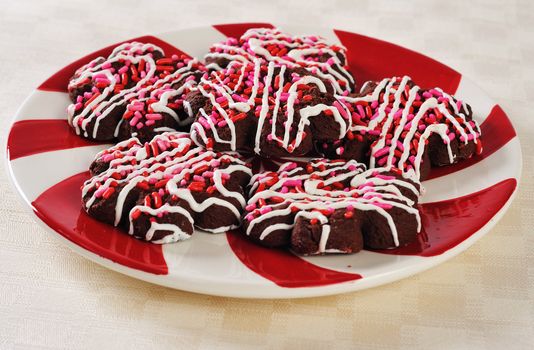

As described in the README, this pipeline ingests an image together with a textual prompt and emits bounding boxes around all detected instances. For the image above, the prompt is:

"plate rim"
[4,23,523,299]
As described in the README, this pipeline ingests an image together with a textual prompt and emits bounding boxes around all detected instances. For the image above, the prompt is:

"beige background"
[1,0,533,349]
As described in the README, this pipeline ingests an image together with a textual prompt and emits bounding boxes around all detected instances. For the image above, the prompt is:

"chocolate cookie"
[68,42,206,142]
[189,60,353,158]
[319,76,482,180]
[205,27,355,94]
[242,159,421,254]
[82,132,252,243]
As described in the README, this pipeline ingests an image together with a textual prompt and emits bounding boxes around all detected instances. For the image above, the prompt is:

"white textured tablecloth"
[1,1,533,349]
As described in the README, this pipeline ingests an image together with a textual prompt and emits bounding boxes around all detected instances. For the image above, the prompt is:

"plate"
[5,23,522,298]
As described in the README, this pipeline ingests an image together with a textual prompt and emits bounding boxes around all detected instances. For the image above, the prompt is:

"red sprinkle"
[188,181,205,192]
[231,112,247,123]
[131,209,142,220]
[102,187,115,199]
[151,192,162,208]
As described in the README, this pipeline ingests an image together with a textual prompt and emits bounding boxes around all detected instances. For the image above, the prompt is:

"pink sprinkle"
[129,116,140,127]
[198,117,210,129]
[232,94,246,102]
[93,187,106,198]
[448,133,456,141]
[95,77,110,84]
[215,96,226,103]
[193,175,204,182]
[146,113,163,121]
[101,154,115,162]
[430,89,442,97]
[118,66,129,74]
[259,207,272,215]
[373,147,390,158]
[376,174,395,180]
[356,105,366,118]
[396,140,404,151]
[360,181,374,189]
[136,122,144,129]
[282,162,297,172]
[333,101,348,119]
[373,202,393,210]
[245,204,256,211]
[283,179,302,187]
[377,157,387,166]
[129,103,144,112]
[156,140,166,150]
[367,129,381,136]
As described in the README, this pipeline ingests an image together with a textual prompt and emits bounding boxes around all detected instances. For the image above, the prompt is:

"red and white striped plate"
[5,23,521,298]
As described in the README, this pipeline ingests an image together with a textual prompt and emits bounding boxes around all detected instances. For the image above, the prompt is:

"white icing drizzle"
[67,42,201,139]
[128,204,194,243]
[244,159,421,254]
[191,58,352,155]
[82,132,252,242]
[206,28,355,94]
[342,76,482,179]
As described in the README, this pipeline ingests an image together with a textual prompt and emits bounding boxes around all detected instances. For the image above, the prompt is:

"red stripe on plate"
[426,105,516,180]
[32,172,168,274]
[38,35,191,93]
[226,231,362,288]
[7,119,102,161]
[213,23,275,39]
[334,29,461,94]
[373,178,516,257]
